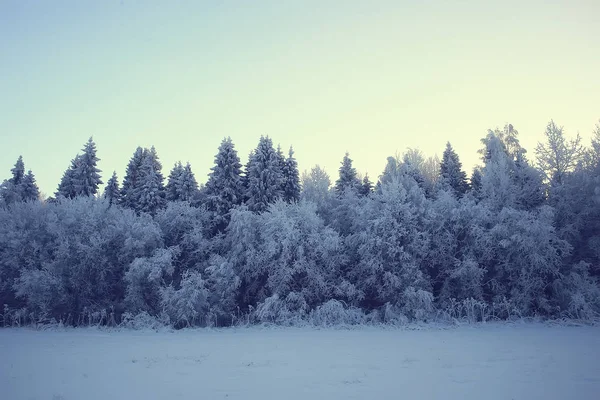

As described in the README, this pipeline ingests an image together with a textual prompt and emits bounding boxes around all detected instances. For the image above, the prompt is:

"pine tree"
[245,136,283,212]
[470,167,483,198]
[120,147,145,209]
[358,174,373,196]
[104,171,121,205]
[56,138,102,198]
[440,142,469,196]
[177,162,199,202]
[1,157,25,204]
[137,156,166,215]
[205,137,245,231]
[281,146,301,203]
[335,152,360,195]
[9,156,25,186]
[56,155,82,199]
[76,137,103,196]
[120,146,166,212]
[166,162,184,202]
[20,170,40,202]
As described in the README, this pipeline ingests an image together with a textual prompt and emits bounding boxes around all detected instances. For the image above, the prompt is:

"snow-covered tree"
[137,155,166,215]
[536,120,585,185]
[301,165,331,204]
[10,156,25,186]
[1,157,40,204]
[165,162,184,202]
[245,136,283,212]
[120,146,166,213]
[358,174,373,196]
[56,138,102,198]
[120,147,145,209]
[335,152,360,195]
[20,170,40,202]
[479,126,543,211]
[351,177,432,315]
[103,172,120,205]
[205,137,245,232]
[282,147,301,203]
[440,142,469,197]
[77,137,103,196]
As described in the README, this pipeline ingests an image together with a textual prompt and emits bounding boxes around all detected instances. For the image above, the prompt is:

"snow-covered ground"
[1,323,599,400]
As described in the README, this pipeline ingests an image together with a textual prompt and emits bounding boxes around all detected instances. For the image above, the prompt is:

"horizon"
[1,0,599,195]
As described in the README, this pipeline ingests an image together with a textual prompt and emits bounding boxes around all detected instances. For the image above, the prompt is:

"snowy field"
[1,323,600,400]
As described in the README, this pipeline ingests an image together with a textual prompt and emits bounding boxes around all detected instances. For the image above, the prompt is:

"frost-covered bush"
[401,287,434,321]
[253,293,308,325]
[309,299,366,327]
[124,248,175,314]
[120,311,165,330]
[204,255,241,325]
[553,262,600,320]
[160,270,209,328]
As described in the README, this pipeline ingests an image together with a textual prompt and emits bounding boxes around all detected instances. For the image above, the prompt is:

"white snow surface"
[1,323,599,400]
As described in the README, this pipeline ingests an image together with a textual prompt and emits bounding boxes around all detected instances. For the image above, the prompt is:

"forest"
[1,121,599,328]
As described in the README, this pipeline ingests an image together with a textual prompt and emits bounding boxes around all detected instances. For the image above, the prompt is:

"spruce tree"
[358,173,373,196]
[56,155,81,199]
[137,155,166,215]
[335,152,360,195]
[104,171,121,205]
[282,146,301,203]
[9,156,25,186]
[177,162,199,202]
[77,137,103,196]
[120,147,145,209]
[166,162,184,201]
[246,136,283,212]
[205,137,245,231]
[20,170,40,202]
[440,142,469,197]
[56,138,102,198]
[470,167,483,199]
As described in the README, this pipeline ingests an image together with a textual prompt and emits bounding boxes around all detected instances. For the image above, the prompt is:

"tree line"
[0,120,599,327]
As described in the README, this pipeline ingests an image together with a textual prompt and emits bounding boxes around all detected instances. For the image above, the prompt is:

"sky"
[1,0,599,196]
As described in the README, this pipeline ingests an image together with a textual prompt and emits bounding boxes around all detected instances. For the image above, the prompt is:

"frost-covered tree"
[440,142,469,197]
[56,138,102,198]
[178,163,199,202]
[137,155,166,215]
[245,136,283,212]
[358,174,373,196]
[536,120,584,186]
[479,126,543,211]
[77,137,103,196]
[164,161,198,203]
[103,172,120,205]
[10,156,25,186]
[205,137,245,232]
[1,157,40,204]
[335,152,360,195]
[282,147,301,203]
[56,156,81,199]
[165,162,184,202]
[257,201,341,312]
[20,170,40,202]
[120,147,145,209]
[120,146,165,213]
[2,197,163,322]
[301,165,331,204]
[350,177,432,316]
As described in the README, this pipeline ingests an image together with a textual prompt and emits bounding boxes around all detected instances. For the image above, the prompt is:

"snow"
[1,323,600,400]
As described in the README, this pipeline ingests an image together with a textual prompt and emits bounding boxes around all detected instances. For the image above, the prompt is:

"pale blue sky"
[1,0,599,195]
